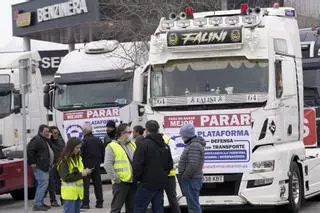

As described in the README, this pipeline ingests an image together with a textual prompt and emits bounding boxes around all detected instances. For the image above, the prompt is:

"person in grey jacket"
[178,124,205,213]
[104,123,136,213]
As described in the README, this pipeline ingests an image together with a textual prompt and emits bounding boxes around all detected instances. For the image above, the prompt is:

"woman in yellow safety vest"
[57,137,91,213]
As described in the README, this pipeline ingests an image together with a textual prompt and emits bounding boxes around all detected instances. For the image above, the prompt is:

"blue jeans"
[181,178,203,213]
[134,187,164,213]
[33,168,49,207]
[63,200,81,213]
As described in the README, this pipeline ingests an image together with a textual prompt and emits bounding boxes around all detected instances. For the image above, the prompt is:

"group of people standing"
[27,121,116,212]
[27,119,205,213]
[104,120,206,213]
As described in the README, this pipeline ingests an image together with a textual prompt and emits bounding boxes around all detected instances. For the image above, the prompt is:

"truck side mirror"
[13,92,22,114]
[133,64,149,104]
[43,84,53,111]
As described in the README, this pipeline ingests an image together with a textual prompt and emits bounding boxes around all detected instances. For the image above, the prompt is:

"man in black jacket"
[27,124,54,211]
[81,124,104,209]
[133,120,173,213]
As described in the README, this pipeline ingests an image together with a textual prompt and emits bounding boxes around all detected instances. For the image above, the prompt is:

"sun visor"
[54,69,134,84]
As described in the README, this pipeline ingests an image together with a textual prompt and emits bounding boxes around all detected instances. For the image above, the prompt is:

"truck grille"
[200,173,243,196]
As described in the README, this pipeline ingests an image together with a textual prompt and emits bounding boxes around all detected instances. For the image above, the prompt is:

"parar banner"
[164,112,252,173]
[63,107,120,141]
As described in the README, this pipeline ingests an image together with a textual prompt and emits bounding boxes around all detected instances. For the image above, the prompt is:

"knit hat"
[180,123,196,139]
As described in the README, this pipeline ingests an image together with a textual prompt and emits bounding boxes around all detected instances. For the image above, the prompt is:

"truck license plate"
[203,175,224,183]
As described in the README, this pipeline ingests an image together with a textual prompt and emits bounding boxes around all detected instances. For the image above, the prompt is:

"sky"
[0,0,68,52]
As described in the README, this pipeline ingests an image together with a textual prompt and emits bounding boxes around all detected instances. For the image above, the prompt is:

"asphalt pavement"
[1,182,320,213]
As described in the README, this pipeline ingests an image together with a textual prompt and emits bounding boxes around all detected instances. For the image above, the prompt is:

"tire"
[278,161,303,213]
[10,187,36,200]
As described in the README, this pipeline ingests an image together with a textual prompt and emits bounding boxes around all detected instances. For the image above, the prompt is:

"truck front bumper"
[175,194,288,207]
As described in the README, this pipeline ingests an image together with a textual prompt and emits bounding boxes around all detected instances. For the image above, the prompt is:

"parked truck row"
[2,4,320,213]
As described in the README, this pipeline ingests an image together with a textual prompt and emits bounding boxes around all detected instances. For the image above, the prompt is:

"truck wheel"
[10,187,36,200]
[279,161,303,213]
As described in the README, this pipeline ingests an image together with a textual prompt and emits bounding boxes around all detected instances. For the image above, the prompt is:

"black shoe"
[42,203,51,209]
[51,201,60,207]
[32,205,48,211]
[81,204,90,209]
[95,203,103,208]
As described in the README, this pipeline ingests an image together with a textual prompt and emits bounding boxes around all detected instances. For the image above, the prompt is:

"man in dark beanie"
[103,120,116,147]
[133,120,173,213]
[178,123,205,213]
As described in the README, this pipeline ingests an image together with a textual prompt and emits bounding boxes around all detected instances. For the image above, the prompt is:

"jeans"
[33,168,49,207]
[134,186,164,213]
[63,200,81,213]
[181,178,203,213]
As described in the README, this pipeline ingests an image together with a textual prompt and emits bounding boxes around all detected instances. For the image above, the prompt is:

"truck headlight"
[252,160,275,173]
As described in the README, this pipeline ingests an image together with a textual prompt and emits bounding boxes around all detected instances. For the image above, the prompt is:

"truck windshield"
[55,79,133,110]
[0,92,11,118]
[151,57,268,98]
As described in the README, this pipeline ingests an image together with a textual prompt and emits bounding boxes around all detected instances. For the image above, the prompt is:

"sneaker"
[95,203,103,208]
[32,205,48,211]
[81,204,90,209]
[51,201,60,207]
[42,203,51,209]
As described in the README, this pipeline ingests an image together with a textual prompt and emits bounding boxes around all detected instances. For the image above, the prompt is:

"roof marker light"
[185,6,194,19]
[241,3,248,14]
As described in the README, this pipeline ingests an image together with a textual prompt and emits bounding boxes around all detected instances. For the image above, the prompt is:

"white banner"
[63,107,120,141]
[164,112,252,173]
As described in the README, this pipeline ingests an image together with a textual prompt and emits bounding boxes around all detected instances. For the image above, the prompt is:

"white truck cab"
[44,40,146,142]
[134,4,320,213]
[0,52,46,150]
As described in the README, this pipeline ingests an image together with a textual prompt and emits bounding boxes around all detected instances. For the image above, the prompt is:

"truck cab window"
[275,61,283,98]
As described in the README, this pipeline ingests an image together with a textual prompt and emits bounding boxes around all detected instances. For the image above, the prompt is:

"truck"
[0,51,47,200]
[133,4,320,213]
[44,40,147,142]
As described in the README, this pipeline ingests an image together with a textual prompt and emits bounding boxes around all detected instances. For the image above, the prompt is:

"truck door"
[275,56,299,141]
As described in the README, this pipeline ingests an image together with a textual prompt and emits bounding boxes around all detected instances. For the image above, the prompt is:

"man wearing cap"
[104,120,117,147]
[81,124,104,209]
[178,123,206,213]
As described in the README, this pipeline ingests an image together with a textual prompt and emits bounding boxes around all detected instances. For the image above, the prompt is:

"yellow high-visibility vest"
[59,156,84,200]
[163,135,176,177]
[108,141,136,184]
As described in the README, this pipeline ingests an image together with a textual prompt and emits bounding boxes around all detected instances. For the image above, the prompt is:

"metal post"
[19,58,29,213]
[22,2,31,212]
[221,0,228,10]
[22,68,28,213]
